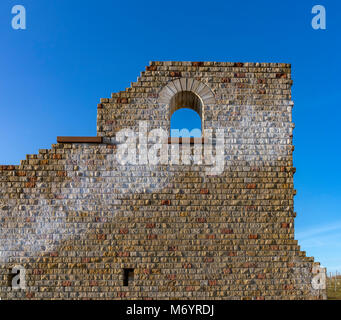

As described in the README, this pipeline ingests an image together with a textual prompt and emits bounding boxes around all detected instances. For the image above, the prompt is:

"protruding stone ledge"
[57,136,103,144]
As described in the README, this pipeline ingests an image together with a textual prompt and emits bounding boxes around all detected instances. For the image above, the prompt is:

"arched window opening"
[170,108,201,138]
[169,91,203,137]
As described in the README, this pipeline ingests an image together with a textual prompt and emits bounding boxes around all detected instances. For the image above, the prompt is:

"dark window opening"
[8,270,17,287]
[123,268,134,286]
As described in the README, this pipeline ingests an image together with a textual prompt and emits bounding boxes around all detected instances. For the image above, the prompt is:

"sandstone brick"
[221,228,233,234]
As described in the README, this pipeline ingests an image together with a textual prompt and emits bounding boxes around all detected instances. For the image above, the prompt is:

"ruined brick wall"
[0,61,326,299]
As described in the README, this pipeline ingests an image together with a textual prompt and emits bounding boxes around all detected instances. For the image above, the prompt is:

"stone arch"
[169,91,202,119]
[159,78,215,107]
[158,78,215,134]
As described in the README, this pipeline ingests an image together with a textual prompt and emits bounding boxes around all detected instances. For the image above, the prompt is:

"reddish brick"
[283,284,294,290]
[257,89,266,94]
[62,281,72,287]
[97,103,103,109]
[166,274,176,280]
[209,280,217,286]
[206,234,216,239]
[33,269,44,275]
[192,61,204,67]
[197,217,206,223]
[118,251,130,257]
[146,65,157,71]
[25,292,35,299]
[234,73,246,78]
[246,184,256,189]
[52,154,62,160]
[276,73,287,79]
[161,200,170,206]
[168,246,177,251]
[221,77,231,83]
[204,257,214,263]
[119,228,129,234]
[257,274,266,280]
[169,71,181,77]
[50,252,58,257]
[148,234,157,240]
[25,182,36,188]
[90,281,98,286]
[117,97,128,104]
[57,171,67,177]
[228,252,236,257]
[146,223,156,228]
[248,234,258,240]
[257,79,266,84]
[118,292,127,298]
[2,165,15,170]
[97,234,106,240]
[234,62,244,67]
[183,263,192,269]
[16,171,26,177]
[281,223,290,228]
[221,228,233,234]
[200,189,209,194]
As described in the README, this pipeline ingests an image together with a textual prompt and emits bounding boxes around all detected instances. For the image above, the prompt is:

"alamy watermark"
[11,5,26,30]
[10,5,327,31]
[311,266,326,290]
[115,121,225,175]
[312,5,326,30]
[11,265,26,290]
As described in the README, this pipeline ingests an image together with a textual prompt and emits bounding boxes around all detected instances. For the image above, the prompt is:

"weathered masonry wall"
[0,61,326,299]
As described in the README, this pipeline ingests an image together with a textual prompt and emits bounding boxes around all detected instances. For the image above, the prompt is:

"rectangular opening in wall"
[8,269,17,287]
[123,268,134,286]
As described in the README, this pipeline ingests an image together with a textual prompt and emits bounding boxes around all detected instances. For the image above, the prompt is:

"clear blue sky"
[0,0,340,272]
